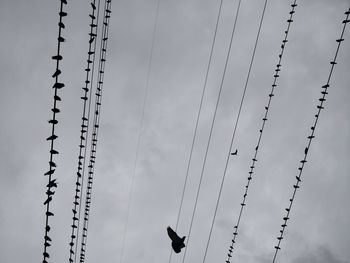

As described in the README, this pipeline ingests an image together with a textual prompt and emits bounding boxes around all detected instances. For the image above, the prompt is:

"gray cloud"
[0,0,349,263]
[292,246,348,263]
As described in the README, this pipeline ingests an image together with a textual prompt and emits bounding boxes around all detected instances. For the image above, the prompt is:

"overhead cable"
[202,0,268,261]
[119,1,161,263]
[68,1,101,263]
[78,0,112,262]
[181,1,243,262]
[225,1,298,262]
[168,1,224,263]
[42,1,68,262]
[271,7,349,263]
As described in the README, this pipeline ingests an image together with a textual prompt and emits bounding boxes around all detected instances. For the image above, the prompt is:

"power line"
[271,7,350,263]
[42,1,68,262]
[78,0,112,262]
[167,1,224,263]
[68,1,101,262]
[174,0,223,236]
[181,1,243,262]
[225,1,298,262]
[202,0,268,261]
[119,1,160,262]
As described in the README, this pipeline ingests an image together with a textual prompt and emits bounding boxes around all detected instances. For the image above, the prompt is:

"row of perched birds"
[42,1,348,263]
[79,1,112,263]
[226,1,298,262]
[68,1,100,263]
[42,0,113,263]
[43,1,68,263]
[271,7,350,263]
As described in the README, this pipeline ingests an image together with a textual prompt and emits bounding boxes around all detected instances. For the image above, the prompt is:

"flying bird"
[167,226,186,253]
[231,149,238,156]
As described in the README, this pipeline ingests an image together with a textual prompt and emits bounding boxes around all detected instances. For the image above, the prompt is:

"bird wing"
[167,226,179,241]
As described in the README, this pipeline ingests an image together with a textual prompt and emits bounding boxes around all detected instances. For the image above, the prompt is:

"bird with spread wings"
[167,226,186,253]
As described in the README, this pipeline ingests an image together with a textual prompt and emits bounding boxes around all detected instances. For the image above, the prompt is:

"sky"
[0,0,349,263]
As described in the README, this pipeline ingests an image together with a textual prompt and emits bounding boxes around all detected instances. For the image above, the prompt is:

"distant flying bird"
[167,226,186,253]
[231,149,238,156]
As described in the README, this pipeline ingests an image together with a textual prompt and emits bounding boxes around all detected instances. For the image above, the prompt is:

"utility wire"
[42,1,68,262]
[68,1,101,263]
[175,0,223,235]
[119,1,160,262]
[77,6,101,263]
[167,1,224,263]
[181,1,243,262]
[226,0,297,263]
[78,0,112,262]
[73,2,102,261]
[224,2,298,262]
[202,0,268,261]
[271,7,350,263]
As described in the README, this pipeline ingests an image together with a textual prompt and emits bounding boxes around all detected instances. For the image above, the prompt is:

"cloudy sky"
[0,0,349,263]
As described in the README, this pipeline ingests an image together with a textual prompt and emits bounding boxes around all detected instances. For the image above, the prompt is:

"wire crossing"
[271,7,350,263]
[42,1,68,262]
[202,0,267,261]
[181,1,243,262]
[68,1,101,263]
[168,1,224,263]
[225,1,298,262]
[78,1,112,262]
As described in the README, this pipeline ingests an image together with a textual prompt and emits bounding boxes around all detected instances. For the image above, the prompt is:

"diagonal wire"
[271,7,350,263]
[167,1,224,263]
[42,1,68,262]
[78,0,112,262]
[202,0,268,261]
[181,1,243,262]
[74,4,102,261]
[224,1,298,262]
[119,1,160,262]
[174,0,223,236]
[68,1,101,262]
[79,1,111,260]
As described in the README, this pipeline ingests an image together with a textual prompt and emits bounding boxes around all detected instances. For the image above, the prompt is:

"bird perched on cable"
[167,226,186,253]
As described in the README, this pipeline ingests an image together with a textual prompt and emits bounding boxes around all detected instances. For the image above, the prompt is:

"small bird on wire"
[167,226,186,253]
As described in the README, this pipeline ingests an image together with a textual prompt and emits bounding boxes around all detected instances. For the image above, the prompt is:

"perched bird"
[231,149,238,156]
[167,226,186,253]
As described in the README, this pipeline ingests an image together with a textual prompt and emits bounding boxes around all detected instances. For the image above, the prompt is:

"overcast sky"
[0,0,349,263]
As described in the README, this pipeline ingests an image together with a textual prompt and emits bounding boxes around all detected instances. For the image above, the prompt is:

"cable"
[181,1,243,262]
[68,1,101,262]
[78,0,112,262]
[225,1,298,262]
[119,1,160,262]
[202,0,267,261]
[174,0,223,236]
[42,1,68,262]
[73,2,102,261]
[271,7,349,263]
[167,0,225,262]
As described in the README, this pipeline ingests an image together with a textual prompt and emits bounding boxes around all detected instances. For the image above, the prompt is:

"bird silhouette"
[167,226,185,253]
[231,149,238,156]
